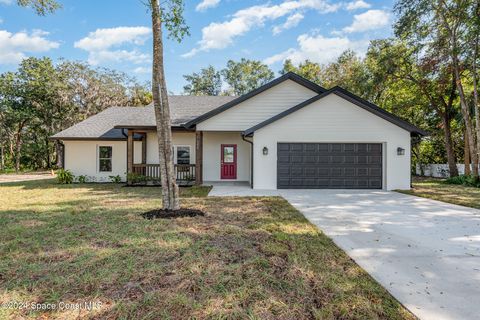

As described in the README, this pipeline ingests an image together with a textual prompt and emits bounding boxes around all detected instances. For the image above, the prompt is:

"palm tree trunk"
[150,0,180,210]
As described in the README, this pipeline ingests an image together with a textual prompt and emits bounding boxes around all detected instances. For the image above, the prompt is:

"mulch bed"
[141,208,205,219]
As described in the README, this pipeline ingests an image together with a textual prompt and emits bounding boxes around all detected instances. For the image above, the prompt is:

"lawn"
[398,176,480,209]
[0,180,413,319]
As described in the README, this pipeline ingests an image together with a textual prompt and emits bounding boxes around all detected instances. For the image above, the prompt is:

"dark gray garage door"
[277,143,382,189]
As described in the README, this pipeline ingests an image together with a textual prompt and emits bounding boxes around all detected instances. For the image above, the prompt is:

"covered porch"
[125,129,203,186]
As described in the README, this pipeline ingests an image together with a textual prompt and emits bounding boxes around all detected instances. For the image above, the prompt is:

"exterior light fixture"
[262,146,268,155]
[397,147,405,156]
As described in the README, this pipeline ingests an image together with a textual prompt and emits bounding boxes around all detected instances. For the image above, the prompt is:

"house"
[51,72,426,190]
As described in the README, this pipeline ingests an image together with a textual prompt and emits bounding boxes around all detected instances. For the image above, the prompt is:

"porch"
[126,129,203,186]
[131,163,196,186]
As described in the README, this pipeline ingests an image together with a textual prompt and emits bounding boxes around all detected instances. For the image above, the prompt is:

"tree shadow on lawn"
[0,195,414,319]
[0,179,210,200]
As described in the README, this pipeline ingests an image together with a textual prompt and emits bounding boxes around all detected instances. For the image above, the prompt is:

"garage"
[277,143,382,189]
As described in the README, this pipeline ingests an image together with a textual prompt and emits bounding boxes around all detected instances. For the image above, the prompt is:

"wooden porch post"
[141,133,147,164]
[195,131,203,185]
[127,130,134,185]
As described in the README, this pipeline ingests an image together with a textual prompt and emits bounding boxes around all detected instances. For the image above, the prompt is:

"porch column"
[195,131,203,185]
[141,133,147,164]
[127,130,134,185]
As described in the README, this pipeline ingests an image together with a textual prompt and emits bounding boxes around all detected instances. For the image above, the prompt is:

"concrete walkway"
[209,185,480,320]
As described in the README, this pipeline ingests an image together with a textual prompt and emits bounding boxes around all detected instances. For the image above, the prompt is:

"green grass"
[397,176,480,209]
[0,180,413,319]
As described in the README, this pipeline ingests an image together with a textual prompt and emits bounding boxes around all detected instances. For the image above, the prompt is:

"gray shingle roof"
[52,95,237,139]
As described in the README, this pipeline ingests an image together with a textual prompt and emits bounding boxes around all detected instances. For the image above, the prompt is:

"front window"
[99,146,112,172]
[175,146,191,165]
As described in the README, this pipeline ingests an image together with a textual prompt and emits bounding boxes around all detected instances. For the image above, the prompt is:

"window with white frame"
[98,146,112,172]
[174,145,191,165]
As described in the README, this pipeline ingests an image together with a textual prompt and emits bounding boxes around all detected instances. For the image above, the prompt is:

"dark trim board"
[243,87,428,137]
[184,72,326,128]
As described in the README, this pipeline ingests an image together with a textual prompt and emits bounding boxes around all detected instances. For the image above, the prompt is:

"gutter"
[241,134,254,189]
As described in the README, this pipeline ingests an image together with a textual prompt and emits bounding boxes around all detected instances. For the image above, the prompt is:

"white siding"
[197,80,317,131]
[146,132,196,164]
[203,131,251,182]
[253,94,412,190]
[64,140,141,182]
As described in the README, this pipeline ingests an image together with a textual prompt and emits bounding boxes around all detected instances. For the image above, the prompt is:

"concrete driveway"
[209,185,480,320]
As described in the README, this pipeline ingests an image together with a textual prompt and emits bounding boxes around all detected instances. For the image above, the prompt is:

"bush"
[445,175,480,188]
[109,175,122,183]
[77,175,87,183]
[126,172,148,184]
[57,169,74,184]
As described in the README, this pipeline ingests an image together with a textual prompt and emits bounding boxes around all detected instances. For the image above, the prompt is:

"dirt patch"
[141,208,205,219]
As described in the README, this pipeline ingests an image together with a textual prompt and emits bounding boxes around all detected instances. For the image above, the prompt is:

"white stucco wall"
[203,131,251,182]
[64,140,141,182]
[197,79,317,131]
[253,94,412,190]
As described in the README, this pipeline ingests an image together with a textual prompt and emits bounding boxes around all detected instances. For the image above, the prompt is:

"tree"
[280,59,323,84]
[16,0,61,15]
[395,0,479,176]
[366,39,460,176]
[222,59,274,95]
[148,0,189,211]
[183,65,222,95]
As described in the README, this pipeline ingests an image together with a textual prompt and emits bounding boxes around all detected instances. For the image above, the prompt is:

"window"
[98,146,112,172]
[175,146,191,165]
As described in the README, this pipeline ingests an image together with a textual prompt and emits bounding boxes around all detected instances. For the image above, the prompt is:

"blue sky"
[0,0,394,93]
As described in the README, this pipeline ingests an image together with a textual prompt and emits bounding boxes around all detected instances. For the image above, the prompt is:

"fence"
[416,164,480,178]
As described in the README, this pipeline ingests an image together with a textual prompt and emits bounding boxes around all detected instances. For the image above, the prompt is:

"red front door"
[221,144,237,179]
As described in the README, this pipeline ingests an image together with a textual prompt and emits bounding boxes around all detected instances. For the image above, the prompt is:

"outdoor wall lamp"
[397,147,405,156]
[262,146,269,155]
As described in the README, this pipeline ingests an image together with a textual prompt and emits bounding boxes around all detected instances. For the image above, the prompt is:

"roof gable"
[243,86,427,136]
[185,72,326,128]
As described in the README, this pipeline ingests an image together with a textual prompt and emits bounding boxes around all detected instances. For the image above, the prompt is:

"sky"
[0,0,395,93]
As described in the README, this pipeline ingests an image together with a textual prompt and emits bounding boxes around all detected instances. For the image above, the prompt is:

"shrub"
[445,175,466,185]
[109,175,122,183]
[126,172,148,184]
[57,169,74,184]
[77,175,87,183]
[445,175,480,188]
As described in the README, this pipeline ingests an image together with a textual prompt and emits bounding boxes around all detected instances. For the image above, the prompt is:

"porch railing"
[131,164,195,185]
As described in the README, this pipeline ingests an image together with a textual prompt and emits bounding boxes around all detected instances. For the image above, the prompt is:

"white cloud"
[183,0,340,57]
[342,9,390,33]
[0,29,60,64]
[87,50,150,66]
[133,66,150,74]
[345,0,371,11]
[273,13,304,35]
[74,26,150,51]
[196,0,220,12]
[74,26,151,65]
[263,33,367,65]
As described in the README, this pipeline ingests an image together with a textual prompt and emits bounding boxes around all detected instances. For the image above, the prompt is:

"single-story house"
[52,72,426,190]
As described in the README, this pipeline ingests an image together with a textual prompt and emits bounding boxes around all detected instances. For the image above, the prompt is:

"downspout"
[59,140,65,169]
[241,134,254,189]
